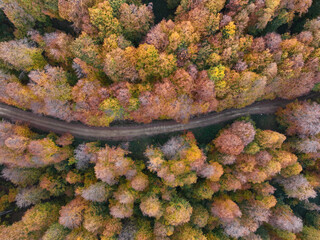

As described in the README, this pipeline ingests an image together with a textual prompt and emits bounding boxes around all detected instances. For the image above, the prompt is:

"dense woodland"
[0,100,319,239]
[0,1,320,240]
[0,0,319,126]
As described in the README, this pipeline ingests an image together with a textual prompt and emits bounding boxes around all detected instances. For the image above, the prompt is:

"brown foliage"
[59,197,88,229]
[214,130,245,155]
[211,197,242,223]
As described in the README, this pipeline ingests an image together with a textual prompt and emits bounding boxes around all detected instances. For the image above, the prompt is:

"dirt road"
[0,93,318,140]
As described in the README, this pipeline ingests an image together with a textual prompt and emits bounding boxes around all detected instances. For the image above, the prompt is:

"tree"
[214,130,245,155]
[172,224,206,240]
[163,197,193,226]
[255,130,286,149]
[253,152,271,169]
[109,200,134,219]
[236,154,257,173]
[41,99,75,122]
[276,72,318,100]
[27,138,72,166]
[113,183,136,204]
[222,21,236,39]
[27,66,74,121]
[0,39,46,71]
[229,121,256,146]
[0,1,35,37]
[4,0,51,24]
[0,71,37,109]
[264,32,282,53]
[135,44,176,81]
[295,138,320,154]
[192,179,219,199]
[70,33,101,67]
[277,174,316,200]
[268,205,303,233]
[153,219,174,238]
[59,197,88,229]
[71,79,109,126]
[218,154,237,165]
[15,186,50,208]
[206,0,226,13]
[88,1,121,40]
[223,218,252,238]
[193,70,217,104]
[28,66,72,102]
[145,20,172,51]
[170,68,194,96]
[116,219,138,239]
[58,0,95,33]
[66,170,83,184]
[304,18,320,48]
[102,216,122,238]
[39,174,66,197]
[190,205,209,228]
[119,3,154,42]
[99,97,126,124]
[280,162,303,178]
[145,133,206,187]
[140,195,163,218]
[161,136,187,159]
[94,145,136,185]
[65,227,97,240]
[277,101,320,137]
[211,196,242,223]
[81,182,112,202]
[42,31,73,64]
[42,223,70,240]
[103,47,139,82]
[56,133,74,147]
[0,222,29,240]
[107,0,127,17]
[2,167,41,187]
[145,146,166,172]
[83,206,107,235]
[74,142,99,170]
[0,121,72,168]
[300,226,320,240]
[221,71,267,109]
[103,33,132,53]
[130,172,149,191]
[282,0,312,15]
[132,218,154,240]
[274,150,298,168]
[197,162,224,181]
[242,200,271,224]
[1,117,320,238]
[21,202,60,232]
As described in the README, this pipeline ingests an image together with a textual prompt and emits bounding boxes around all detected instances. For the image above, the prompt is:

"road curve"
[0,93,318,141]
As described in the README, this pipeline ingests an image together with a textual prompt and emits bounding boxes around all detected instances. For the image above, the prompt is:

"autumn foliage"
[0,114,319,239]
[0,0,320,239]
[0,0,318,126]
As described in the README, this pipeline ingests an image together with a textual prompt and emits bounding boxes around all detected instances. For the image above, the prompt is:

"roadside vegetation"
[0,100,320,239]
[0,0,319,126]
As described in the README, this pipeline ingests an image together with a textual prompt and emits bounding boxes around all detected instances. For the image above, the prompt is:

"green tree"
[89,1,121,40]
[42,223,70,240]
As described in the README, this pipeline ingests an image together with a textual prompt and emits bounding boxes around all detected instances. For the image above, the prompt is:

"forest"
[0,100,319,239]
[0,0,319,126]
[0,0,320,239]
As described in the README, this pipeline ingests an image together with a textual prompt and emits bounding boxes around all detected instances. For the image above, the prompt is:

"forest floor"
[0,92,318,141]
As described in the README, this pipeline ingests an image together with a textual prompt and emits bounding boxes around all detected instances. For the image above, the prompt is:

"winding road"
[0,93,318,141]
